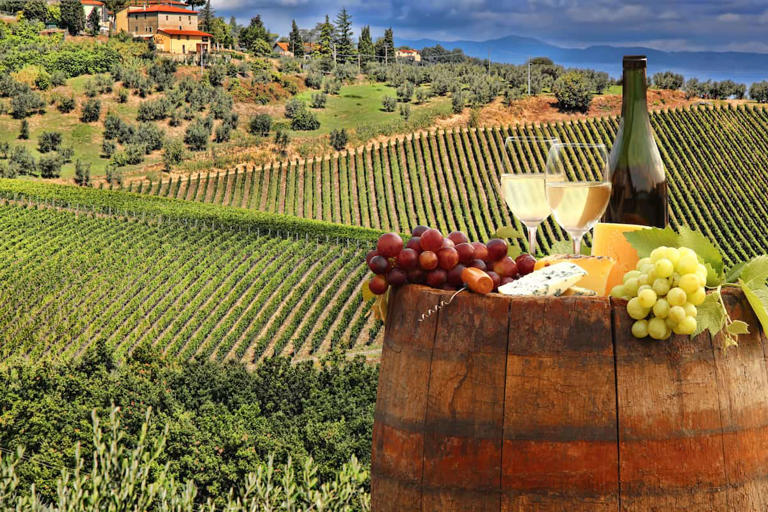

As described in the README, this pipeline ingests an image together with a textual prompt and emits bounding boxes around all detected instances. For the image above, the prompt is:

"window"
[165,15,168,20]
[187,16,190,22]
[179,25,182,30]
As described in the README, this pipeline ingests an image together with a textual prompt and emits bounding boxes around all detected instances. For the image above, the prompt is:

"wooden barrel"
[371,285,768,511]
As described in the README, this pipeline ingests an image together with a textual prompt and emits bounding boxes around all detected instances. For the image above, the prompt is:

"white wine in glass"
[545,143,611,254]
[502,137,559,254]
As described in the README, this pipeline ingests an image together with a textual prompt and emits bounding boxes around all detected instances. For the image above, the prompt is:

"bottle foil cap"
[623,55,647,69]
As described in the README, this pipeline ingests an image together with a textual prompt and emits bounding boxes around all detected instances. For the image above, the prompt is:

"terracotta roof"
[398,49,418,54]
[128,5,197,14]
[81,0,105,5]
[274,41,290,52]
[158,28,212,37]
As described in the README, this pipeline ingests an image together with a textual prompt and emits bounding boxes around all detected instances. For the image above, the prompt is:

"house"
[121,4,212,55]
[81,0,111,33]
[114,0,190,34]
[396,48,421,62]
[273,41,292,57]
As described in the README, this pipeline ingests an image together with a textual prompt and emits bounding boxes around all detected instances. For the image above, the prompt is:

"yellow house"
[155,28,212,54]
[114,0,189,33]
[117,4,212,54]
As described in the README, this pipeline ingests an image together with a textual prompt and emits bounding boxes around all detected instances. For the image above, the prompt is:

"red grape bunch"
[365,226,537,295]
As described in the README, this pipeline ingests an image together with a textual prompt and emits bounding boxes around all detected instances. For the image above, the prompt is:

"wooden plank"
[613,297,728,511]
[502,296,618,511]
[421,291,510,511]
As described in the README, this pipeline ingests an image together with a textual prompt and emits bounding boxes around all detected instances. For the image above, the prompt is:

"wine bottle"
[604,55,668,227]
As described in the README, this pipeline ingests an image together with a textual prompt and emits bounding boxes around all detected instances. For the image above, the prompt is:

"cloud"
[717,13,741,22]
[566,4,650,23]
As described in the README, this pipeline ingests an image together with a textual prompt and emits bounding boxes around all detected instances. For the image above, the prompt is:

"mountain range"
[396,34,768,85]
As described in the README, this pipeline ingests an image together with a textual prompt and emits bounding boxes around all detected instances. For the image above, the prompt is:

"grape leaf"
[740,280,768,335]
[548,239,590,256]
[493,225,524,240]
[372,289,390,323]
[623,226,681,257]
[726,261,747,282]
[726,320,750,335]
[738,255,768,288]
[361,281,375,302]
[677,226,724,278]
[507,243,522,259]
[693,291,725,338]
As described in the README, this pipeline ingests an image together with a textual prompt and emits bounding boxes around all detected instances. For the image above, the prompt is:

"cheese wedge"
[592,223,650,292]
[562,286,598,296]
[534,254,616,295]
[498,262,586,296]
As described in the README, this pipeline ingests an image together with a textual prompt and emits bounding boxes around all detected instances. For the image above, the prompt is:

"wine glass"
[545,142,611,255]
[501,136,559,255]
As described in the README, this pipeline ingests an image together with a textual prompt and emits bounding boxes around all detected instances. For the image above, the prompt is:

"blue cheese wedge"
[498,262,587,296]
[563,286,598,296]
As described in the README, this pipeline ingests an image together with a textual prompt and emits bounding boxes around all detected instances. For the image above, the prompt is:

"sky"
[210,0,768,54]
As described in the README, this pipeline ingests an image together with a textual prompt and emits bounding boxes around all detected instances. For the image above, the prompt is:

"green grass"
[605,85,623,95]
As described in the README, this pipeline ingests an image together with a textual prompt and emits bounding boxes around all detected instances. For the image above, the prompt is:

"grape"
[486,239,508,261]
[437,247,460,270]
[636,257,652,269]
[667,287,687,306]
[650,247,667,263]
[665,317,677,329]
[648,317,668,340]
[610,284,626,298]
[638,264,654,277]
[366,250,379,265]
[678,247,697,260]
[486,270,501,290]
[671,272,681,287]
[638,284,652,294]
[377,233,404,258]
[397,248,419,270]
[664,247,681,265]
[471,242,489,261]
[420,228,444,252]
[500,276,515,286]
[638,274,649,286]
[407,268,426,284]
[696,264,708,282]
[632,319,649,338]
[669,306,686,325]
[623,270,642,282]
[447,264,467,286]
[652,278,671,296]
[469,259,487,271]
[369,275,388,295]
[676,254,698,275]
[448,231,469,245]
[515,254,536,276]
[627,298,650,320]
[687,287,706,306]
[419,251,438,270]
[406,237,422,252]
[624,277,639,296]
[638,288,657,308]
[455,243,475,264]
[654,258,674,278]
[412,225,429,237]
[369,255,390,274]
[426,269,447,287]
[679,274,700,294]
[684,303,697,318]
[675,316,697,335]
[653,298,670,318]
[386,268,407,287]
[441,238,455,249]
[493,256,518,277]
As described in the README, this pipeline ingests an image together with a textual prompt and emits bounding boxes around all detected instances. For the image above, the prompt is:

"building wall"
[155,33,209,54]
[115,8,129,33]
[128,11,198,36]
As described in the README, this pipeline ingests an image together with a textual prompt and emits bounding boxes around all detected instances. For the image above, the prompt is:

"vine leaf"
[361,281,375,302]
[738,255,768,289]
[693,291,725,338]
[740,280,768,335]
[493,225,524,240]
[548,239,590,255]
[726,320,750,336]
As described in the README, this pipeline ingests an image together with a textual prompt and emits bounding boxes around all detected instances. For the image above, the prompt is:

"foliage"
[329,128,348,151]
[323,78,342,95]
[250,39,271,57]
[148,58,177,91]
[249,113,272,136]
[683,78,747,100]
[214,122,231,142]
[290,109,320,131]
[59,0,85,35]
[73,159,91,186]
[274,129,289,154]
[750,81,768,103]
[207,63,226,87]
[334,8,355,63]
[305,72,323,89]
[117,87,129,103]
[162,137,184,171]
[10,90,44,118]
[184,119,212,151]
[451,90,465,113]
[18,119,29,139]
[37,131,62,153]
[86,6,100,36]
[357,26,374,64]
[653,71,684,90]
[8,145,35,175]
[22,0,47,22]
[56,95,75,113]
[399,102,411,120]
[396,81,414,103]
[381,96,396,112]
[553,71,593,112]
[38,152,63,178]
[101,138,116,158]
[80,98,101,122]
[137,97,171,121]
[284,97,306,119]
[311,92,328,109]
[135,122,165,153]
[288,19,304,58]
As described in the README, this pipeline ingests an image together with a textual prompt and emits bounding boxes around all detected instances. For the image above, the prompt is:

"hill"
[126,104,768,265]
[397,34,768,84]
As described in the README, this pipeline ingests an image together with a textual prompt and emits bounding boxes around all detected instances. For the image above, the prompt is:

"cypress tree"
[199,0,214,33]
[358,25,374,63]
[289,20,304,58]
[333,8,354,63]
[318,15,333,58]
[60,0,85,36]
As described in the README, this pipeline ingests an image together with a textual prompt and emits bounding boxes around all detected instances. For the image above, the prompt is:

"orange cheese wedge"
[591,223,650,292]
[534,255,616,295]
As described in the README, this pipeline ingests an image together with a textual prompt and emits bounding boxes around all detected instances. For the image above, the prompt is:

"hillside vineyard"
[0,203,379,364]
[126,105,768,264]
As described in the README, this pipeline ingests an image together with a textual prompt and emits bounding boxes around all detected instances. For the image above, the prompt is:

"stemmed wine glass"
[545,142,611,255]
[501,136,559,255]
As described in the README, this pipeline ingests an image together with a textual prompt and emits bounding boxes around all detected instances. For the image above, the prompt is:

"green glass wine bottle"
[604,55,668,227]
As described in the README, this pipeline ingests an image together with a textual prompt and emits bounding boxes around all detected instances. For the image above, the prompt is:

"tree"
[162,138,184,171]
[228,16,240,46]
[60,0,85,35]
[750,81,768,103]
[273,130,289,154]
[87,7,101,36]
[80,98,101,122]
[38,131,63,153]
[185,0,205,9]
[74,159,91,186]
[23,0,48,22]
[358,26,374,64]
[102,0,127,34]
[318,15,334,59]
[199,0,214,33]
[329,128,347,151]
[376,28,395,63]
[239,16,272,51]
[334,8,354,63]
[553,72,593,112]
[19,119,29,140]
[289,20,304,58]
[652,71,684,91]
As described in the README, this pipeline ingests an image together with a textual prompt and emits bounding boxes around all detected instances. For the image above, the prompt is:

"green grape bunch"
[610,246,708,340]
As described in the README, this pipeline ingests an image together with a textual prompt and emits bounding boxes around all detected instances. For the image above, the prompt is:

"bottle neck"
[621,67,648,120]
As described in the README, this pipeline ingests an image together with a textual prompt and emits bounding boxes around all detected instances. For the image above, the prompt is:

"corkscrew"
[417,287,466,322]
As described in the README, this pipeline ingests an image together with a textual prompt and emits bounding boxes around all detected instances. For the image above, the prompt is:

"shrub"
[117,87,129,103]
[210,90,234,120]
[397,81,414,102]
[105,163,123,185]
[214,123,231,143]
[134,122,165,153]
[162,137,184,171]
[399,102,411,120]
[57,95,76,113]
[290,109,320,130]
[95,73,113,93]
[382,96,396,112]
[552,71,593,112]
[284,97,306,119]
[80,98,102,122]
[653,71,684,90]
[0,160,16,178]
[305,72,323,89]
[274,129,289,153]
[101,138,116,158]
[207,64,226,87]
[113,143,145,166]
[184,119,211,151]
[9,145,36,175]
[169,109,181,127]
[38,131,63,153]
[329,128,348,151]
[0,141,9,158]
[750,81,768,103]
[34,70,51,91]
[249,113,272,136]
[0,75,26,97]
[148,58,177,91]
[310,92,327,109]
[415,87,428,104]
[137,97,170,121]
[74,159,91,185]
[322,78,341,95]
[11,91,44,118]
[223,111,239,130]
[84,78,99,97]
[58,145,74,163]
[50,70,67,87]
[18,119,29,140]
[38,153,63,178]
[451,90,465,113]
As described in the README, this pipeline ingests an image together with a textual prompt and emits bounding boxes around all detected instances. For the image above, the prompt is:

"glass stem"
[572,232,584,255]
[527,225,538,256]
